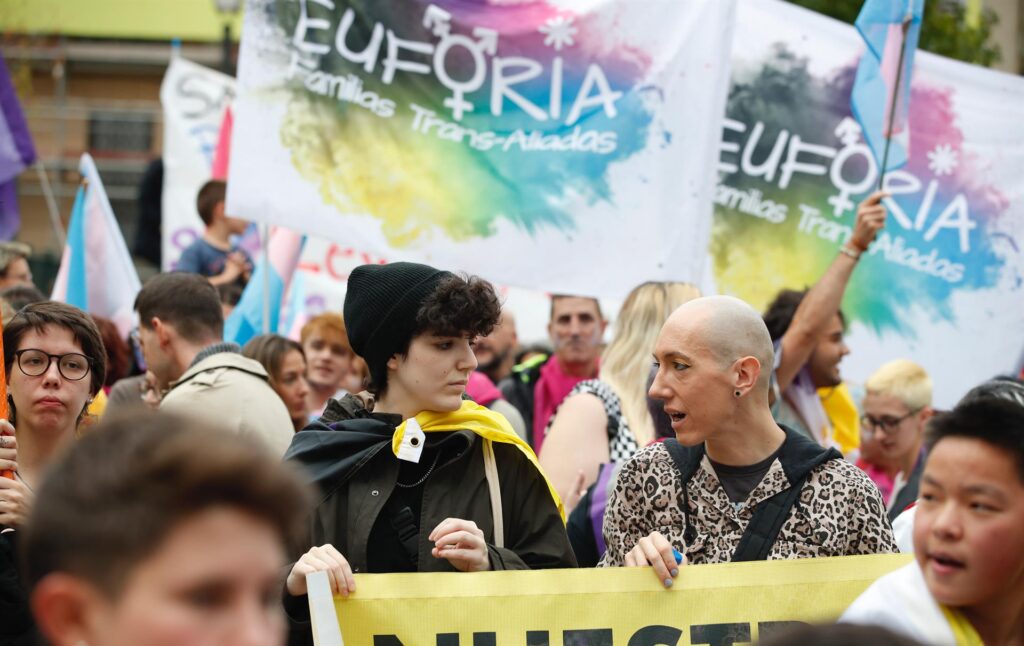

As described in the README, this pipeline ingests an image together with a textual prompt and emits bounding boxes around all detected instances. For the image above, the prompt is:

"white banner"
[292,237,586,345]
[160,56,235,271]
[711,0,1024,405]
[227,0,737,298]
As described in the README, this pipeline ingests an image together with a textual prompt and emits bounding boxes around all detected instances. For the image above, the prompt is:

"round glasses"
[14,349,92,381]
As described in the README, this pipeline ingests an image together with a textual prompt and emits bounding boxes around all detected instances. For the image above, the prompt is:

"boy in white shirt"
[842,397,1024,645]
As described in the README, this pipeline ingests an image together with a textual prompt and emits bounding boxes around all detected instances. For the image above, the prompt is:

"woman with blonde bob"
[540,282,701,508]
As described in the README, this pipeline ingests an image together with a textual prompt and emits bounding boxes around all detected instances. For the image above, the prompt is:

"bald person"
[598,296,895,585]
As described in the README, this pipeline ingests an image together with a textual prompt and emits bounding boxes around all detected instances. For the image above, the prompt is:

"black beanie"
[343,262,453,374]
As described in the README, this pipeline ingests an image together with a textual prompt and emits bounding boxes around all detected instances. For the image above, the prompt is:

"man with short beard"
[763,191,887,449]
[473,310,518,384]
[499,295,606,450]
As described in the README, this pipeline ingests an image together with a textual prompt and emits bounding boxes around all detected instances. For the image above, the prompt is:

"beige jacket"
[160,352,294,457]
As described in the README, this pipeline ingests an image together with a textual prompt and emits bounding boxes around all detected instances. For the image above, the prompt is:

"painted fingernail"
[663,578,673,588]
[672,549,683,564]
[671,568,679,577]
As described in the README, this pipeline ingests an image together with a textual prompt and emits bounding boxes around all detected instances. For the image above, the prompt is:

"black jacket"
[0,530,39,645]
[497,353,549,448]
[283,395,576,644]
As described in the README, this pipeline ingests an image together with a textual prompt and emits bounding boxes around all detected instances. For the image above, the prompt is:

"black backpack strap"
[731,474,808,562]
[662,439,705,545]
[662,439,704,485]
[388,505,420,566]
[732,447,842,562]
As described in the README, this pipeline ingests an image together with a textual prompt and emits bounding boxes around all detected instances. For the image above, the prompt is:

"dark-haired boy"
[134,272,294,456]
[842,398,1024,645]
[176,179,252,286]
[24,411,312,646]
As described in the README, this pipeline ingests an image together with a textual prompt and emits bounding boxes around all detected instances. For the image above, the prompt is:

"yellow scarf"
[392,400,565,520]
[940,606,984,646]
[818,382,860,455]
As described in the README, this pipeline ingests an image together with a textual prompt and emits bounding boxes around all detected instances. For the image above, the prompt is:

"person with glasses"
[0,301,106,645]
[857,360,933,522]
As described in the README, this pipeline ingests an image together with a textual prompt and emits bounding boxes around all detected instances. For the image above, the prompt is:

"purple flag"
[0,53,38,240]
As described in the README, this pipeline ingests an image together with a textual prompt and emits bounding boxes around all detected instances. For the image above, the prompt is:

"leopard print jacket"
[598,442,897,566]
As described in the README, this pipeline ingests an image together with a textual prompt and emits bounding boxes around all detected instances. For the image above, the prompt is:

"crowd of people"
[0,183,1021,646]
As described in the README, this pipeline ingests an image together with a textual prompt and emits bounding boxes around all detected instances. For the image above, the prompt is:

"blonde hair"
[865,359,932,412]
[601,282,701,446]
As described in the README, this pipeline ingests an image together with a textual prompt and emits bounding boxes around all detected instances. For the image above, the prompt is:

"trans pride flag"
[51,154,142,337]
[224,227,305,346]
[211,105,233,181]
[0,53,37,240]
[851,0,924,173]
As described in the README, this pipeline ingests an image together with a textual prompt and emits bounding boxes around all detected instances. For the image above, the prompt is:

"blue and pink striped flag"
[211,105,233,181]
[851,0,925,174]
[282,270,309,342]
[0,53,37,240]
[223,227,305,346]
[51,154,142,337]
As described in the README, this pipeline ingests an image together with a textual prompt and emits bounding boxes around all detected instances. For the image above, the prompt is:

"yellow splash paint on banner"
[312,554,912,645]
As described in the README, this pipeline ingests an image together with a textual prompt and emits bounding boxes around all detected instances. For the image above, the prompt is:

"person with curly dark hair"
[762,191,888,452]
[281,262,575,645]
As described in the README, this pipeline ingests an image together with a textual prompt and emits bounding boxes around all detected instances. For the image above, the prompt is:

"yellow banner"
[308,554,912,645]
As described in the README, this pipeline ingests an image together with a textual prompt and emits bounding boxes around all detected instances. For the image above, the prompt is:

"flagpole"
[261,223,270,334]
[34,161,66,248]
[877,13,913,191]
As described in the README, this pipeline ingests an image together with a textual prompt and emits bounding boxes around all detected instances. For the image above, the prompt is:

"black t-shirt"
[708,448,781,504]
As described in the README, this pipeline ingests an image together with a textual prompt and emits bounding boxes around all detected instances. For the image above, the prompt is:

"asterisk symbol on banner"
[539,16,577,51]
[927,143,958,177]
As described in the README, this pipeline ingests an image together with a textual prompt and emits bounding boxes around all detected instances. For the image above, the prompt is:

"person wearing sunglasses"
[0,301,107,645]
[857,359,933,522]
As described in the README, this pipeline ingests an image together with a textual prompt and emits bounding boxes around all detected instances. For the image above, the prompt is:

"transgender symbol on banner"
[712,0,1024,406]
[229,0,737,298]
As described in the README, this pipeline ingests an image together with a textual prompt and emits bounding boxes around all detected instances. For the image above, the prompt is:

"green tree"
[785,0,1001,67]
